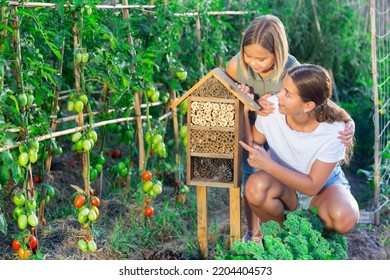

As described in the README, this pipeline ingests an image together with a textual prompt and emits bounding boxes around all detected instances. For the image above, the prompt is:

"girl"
[240,64,359,238]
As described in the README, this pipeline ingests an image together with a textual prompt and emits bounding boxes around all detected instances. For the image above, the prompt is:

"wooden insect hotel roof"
[171,67,261,111]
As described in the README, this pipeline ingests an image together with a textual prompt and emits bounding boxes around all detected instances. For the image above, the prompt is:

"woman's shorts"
[296,164,351,210]
[241,153,257,197]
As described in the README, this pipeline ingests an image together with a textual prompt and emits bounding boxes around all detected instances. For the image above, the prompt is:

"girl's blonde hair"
[239,15,289,81]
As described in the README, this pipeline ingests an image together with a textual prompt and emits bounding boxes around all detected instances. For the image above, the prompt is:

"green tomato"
[26,198,37,211]
[87,130,98,143]
[75,52,82,63]
[175,70,187,81]
[94,164,102,173]
[67,100,75,111]
[17,93,28,107]
[81,52,89,63]
[13,192,26,206]
[97,155,105,165]
[151,91,160,102]
[146,84,156,98]
[88,209,97,222]
[82,139,92,151]
[143,180,153,193]
[74,100,84,113]
[79,94,88,105]
[152,183,163,195]
[18,152,29,167]
[17,214,28,230]
[78,239,88,252]
[27,213,39,227]
[90,168,98,180]
[78,211,88,224]
[88,240,97,252]
[13,206,25,220]
[152,134,163,146]
[71,132,82,143]
[27,94,35,106]
[29,150,38,164]
[145,131,153,143]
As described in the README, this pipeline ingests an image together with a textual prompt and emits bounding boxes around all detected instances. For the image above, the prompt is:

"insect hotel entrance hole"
[171,68,260,258]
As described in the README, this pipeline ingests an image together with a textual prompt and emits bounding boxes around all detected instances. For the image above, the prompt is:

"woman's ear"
[303,101,316,113]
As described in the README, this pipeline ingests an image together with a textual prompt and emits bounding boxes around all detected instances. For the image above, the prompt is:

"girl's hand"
[339,120,355,146]
[239,141,270,169]
[256,93,275,116]
[238,84,255,113]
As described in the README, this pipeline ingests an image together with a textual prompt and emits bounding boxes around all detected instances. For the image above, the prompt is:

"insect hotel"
[171,67,260,257]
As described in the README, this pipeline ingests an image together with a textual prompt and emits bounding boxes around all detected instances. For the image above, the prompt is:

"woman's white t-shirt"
[254,95,346,175]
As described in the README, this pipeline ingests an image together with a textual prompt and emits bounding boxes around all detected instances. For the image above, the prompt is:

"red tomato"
[27,235,37,249]
[174,180,180,187]
[91,196,100,207]
[33,175,43,184]
[145,198,151,204]
[89,188,95,196]
[73,195,86,208]
[111,149,122,159]
[144,206,154,217]
[12,239,21,251]
[141,171,152,181]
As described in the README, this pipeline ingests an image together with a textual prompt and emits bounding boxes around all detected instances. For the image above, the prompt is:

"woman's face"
[277,74,306,115]
[243,44,275,76]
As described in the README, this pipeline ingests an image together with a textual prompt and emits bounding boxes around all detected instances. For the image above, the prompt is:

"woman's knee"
[244,172,271,204]
[325,200,359,234]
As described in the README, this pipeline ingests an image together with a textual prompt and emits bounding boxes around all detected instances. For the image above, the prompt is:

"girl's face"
[277,74,306,116]
[243,44,275,76]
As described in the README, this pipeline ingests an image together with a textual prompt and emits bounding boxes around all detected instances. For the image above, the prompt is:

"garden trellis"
[371,0,389,225]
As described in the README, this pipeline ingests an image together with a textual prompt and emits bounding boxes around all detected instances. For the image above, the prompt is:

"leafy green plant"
[215,208,348,260]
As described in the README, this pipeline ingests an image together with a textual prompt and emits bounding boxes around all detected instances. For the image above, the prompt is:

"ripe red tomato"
[73,195,86,208]
[12,239,21,251]
[89,188,95,196]
[111,149,122,159]
[27,235,37,249]
[33,174,43,183]
[145,198,151,204]
[144,206,154,217]
[141,171,152,181]
[91,196,100,207]
[174,180,180,187]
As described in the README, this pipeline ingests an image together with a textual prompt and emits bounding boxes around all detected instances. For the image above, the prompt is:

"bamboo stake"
[0,6,9,87]
[195,4,203,75]
[370,0,380,225]
[122,0,145,172]
[0,115,151,153]
[310,0,323,43]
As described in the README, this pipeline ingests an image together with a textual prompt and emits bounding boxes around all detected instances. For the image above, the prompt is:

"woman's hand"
[239,141,270,169]
[339,120,355,146]
[256,93,275,116]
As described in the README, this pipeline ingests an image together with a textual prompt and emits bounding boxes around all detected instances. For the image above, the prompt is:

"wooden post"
[229,187,241,246]
[197,185,208,258]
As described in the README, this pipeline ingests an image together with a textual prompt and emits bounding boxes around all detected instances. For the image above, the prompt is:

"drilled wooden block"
[190,130,234,154]
[191,101,235,127]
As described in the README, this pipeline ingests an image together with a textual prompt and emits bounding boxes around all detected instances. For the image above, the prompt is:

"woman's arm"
[239,141,337,196]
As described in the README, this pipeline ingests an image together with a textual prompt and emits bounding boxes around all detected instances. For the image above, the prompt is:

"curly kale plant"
[215,208,348,260]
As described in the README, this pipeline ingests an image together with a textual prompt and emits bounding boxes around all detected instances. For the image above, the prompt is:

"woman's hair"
[288,64,354,163]
[239,14,289,81]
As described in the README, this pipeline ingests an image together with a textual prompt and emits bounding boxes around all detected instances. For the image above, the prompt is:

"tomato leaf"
[0,213,7,235]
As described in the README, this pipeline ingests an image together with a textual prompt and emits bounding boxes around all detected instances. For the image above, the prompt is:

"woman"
[240,64,359,237]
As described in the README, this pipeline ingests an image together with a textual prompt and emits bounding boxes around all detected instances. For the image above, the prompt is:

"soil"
[1,150,389,260]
